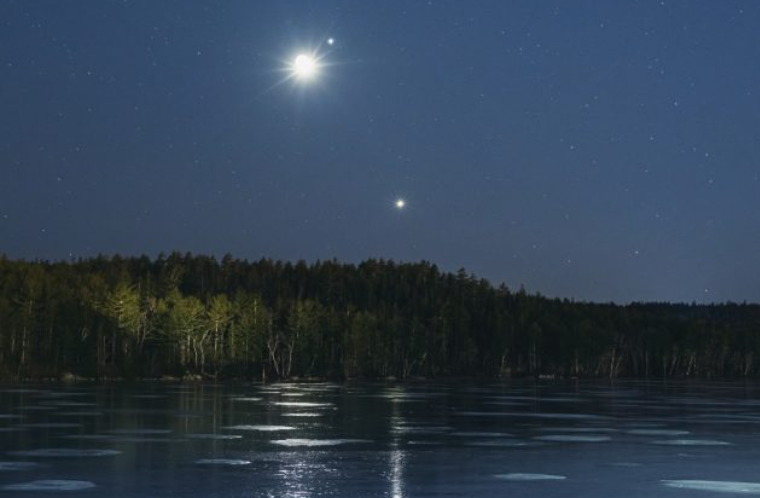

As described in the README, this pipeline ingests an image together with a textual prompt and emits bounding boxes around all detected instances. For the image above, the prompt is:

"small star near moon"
[395,199,406,210]
[327,38,335,46]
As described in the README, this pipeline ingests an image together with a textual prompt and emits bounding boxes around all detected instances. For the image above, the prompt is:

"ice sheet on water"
[662,480,760,494]
[533,427,617,433]
[19,423,82,429]
[231,397,263,402]
[58,411,103,417]
[455,411,609,421]
[364,390,443,401]
[513,413,612,421]
[109,429,172,435]
[8,449,121,458]
[387,398,425,403]
[187,434,243,440]
[627,429,690,436]
[534,435,611,443]
[2,480,96,491]
[273,402,333,408]
[689,414,760,424]
[734,400,760,408]
[361,395,424,403]
[108,437,185,444]
[450,431,513,437]
[224,425,296,432]
[297,383,342,392]
[484,396,540,402]
[487,395,581,403]
[462,386,497,393]
[495,473,566,481]
[271,438,371,447]
[60,435,110,440]
[195,459,251,466]
[0,414,21,419]
[455,411,514,417]
[466,440,539,448]
[282,412,323,417]
[391,425,452,434]
[41,401,96,407]
[652,439,731,446]
[0,462,41,471]
[671,398,739,407]
[35,392,89,398]
[104,408,175,416]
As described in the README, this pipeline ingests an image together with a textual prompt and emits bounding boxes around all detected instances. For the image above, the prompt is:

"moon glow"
[292,54,317,80]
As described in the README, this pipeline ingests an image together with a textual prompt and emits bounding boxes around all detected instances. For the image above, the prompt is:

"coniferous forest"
[1,253,759,381]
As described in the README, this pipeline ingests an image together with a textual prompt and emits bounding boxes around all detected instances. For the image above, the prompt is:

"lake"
[2,380,760,496]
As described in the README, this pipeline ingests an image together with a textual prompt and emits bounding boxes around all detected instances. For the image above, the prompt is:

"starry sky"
[1,1,759,304]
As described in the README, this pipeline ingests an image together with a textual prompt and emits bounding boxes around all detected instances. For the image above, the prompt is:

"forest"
[1,253,759,380]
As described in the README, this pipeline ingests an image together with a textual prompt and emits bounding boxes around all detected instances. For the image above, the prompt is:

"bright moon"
[395,199,406,210]
[293,54,317,80]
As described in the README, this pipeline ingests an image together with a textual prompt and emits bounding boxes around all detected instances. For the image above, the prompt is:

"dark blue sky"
[1,1,759,303]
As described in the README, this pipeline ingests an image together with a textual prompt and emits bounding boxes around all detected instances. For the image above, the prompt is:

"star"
[327,38,335,46]
[395,199,406,210]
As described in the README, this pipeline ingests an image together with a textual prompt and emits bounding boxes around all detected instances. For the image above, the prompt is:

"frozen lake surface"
[2,380,760,496]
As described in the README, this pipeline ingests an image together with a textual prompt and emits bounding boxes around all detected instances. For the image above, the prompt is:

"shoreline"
[1,374,756,384]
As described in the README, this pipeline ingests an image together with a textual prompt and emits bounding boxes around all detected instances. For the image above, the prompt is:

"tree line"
[1,253,759,380]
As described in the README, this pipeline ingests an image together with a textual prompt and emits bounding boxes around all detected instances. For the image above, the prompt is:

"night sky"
[1,1,759,304]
